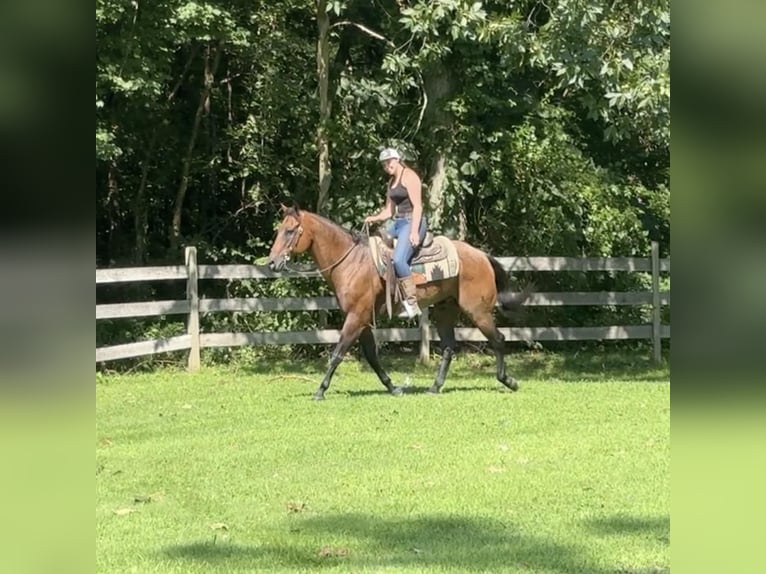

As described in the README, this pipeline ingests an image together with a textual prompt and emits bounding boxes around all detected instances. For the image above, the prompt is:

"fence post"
[185,246,201,372]
[419,306,430,364]
[651,241,661,365]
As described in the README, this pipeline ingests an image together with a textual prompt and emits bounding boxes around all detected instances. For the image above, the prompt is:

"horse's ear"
[292,202,301,217]
[279,203,288,213]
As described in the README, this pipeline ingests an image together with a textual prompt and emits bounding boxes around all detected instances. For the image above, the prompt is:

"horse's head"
[268,204,310,271]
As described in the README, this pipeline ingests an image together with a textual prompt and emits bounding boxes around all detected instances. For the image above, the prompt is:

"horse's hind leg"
[359,327,403,396]
[470,311,518,392]
[428,299,458,394]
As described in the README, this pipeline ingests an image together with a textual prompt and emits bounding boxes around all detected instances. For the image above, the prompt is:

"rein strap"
[287,241,357,276]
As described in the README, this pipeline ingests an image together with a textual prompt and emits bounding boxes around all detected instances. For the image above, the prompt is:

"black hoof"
[426,386,441,395]
[390,386,404,397]
[503,377,519,392]
[312,392,325,401]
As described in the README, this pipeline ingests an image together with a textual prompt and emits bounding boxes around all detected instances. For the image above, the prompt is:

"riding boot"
[397,276,421,319]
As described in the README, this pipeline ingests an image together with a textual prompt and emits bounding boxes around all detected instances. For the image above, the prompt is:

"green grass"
[96,351,670,574]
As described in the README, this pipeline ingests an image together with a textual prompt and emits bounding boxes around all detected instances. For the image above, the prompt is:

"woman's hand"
[364,215,378,224]
[409,229,420,247]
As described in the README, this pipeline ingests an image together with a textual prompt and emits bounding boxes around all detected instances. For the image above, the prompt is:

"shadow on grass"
[585,514,670,544]
[240,357,328,376]
[549,352,669,383]
[238,349,670,386]
[162,513,621,573]
[339,381,518,398]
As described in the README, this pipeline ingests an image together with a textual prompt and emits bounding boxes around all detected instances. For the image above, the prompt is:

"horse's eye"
[284,228,295,236]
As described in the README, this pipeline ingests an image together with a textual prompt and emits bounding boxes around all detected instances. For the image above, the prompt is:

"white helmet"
[378,148,401,162]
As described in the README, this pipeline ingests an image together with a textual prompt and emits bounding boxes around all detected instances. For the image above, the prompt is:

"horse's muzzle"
[268,255,285,271]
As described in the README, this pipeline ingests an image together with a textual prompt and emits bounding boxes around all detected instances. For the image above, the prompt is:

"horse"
[267,204,530,400]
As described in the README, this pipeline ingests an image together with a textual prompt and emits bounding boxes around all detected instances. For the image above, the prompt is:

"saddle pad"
[368,235,460,284]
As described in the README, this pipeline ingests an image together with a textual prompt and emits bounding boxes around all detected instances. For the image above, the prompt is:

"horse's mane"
[295,208,367,245]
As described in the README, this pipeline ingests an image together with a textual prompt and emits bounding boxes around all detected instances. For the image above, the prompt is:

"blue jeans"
[388,216,427,278]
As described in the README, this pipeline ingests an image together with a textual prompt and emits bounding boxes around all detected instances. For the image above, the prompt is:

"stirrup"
[397,300,421,319]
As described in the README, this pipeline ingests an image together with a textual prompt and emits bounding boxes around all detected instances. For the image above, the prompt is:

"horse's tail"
[486,255,534,311]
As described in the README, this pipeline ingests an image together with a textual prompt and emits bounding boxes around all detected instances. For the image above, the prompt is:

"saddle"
[368,228,460,318]
[377,228,435,250]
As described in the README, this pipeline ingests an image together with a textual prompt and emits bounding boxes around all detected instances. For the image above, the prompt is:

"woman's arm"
[404,171,423,244]
[365,196,394,223]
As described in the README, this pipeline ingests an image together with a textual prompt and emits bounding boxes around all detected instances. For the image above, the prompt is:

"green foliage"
[96,126,122,161]
[524,0,670,148]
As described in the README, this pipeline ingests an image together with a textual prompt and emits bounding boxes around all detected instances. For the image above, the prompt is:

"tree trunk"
[428,154,447,232]
[423,62,454,234]
[132,133,155,264]
[106,162,119,262]
[316,0,332,215]
[457,198,467,240]
[170,41,223,253]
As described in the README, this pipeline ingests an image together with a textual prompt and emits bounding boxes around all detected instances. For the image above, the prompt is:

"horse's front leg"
[359,327,402,396]
[314,313,364,400]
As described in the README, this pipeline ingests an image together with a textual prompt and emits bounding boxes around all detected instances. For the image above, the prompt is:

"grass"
[96,350,670,574]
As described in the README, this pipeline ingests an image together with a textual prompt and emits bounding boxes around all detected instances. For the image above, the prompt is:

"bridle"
[280,222,358,276]
[281,224,304,263]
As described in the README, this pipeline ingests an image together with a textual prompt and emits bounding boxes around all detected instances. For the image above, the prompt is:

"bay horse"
[267,204,529,400]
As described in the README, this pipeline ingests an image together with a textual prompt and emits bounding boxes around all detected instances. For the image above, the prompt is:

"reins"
[283,219,379,329]
[360,221,377,329]
[286,221,369,277]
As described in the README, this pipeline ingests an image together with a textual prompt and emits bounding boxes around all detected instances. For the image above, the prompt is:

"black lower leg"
[491,329,518,391]
[429,302,457,393]
[315,350,344,400]
[429,346,454,393]
[359,328,401,396]
[313,315,365,400]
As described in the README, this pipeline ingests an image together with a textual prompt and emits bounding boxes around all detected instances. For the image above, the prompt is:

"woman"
[364,147,427,319]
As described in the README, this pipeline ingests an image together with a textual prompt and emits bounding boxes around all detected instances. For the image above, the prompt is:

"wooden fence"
[96,243,670,368]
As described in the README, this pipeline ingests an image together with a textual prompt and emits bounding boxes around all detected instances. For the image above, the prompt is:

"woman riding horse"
[267,200,531,400]
[364,148,427,319]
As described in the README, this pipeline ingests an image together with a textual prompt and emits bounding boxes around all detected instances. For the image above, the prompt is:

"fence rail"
[96,244,670,367]
[96,257,671,285]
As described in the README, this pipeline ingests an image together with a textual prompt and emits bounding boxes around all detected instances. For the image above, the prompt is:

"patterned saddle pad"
[368,234,460,285]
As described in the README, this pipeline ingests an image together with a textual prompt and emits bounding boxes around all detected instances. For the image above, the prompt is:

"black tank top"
[387,170,413,217]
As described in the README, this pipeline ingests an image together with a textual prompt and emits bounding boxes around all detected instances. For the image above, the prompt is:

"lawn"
[96,350,670,574]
